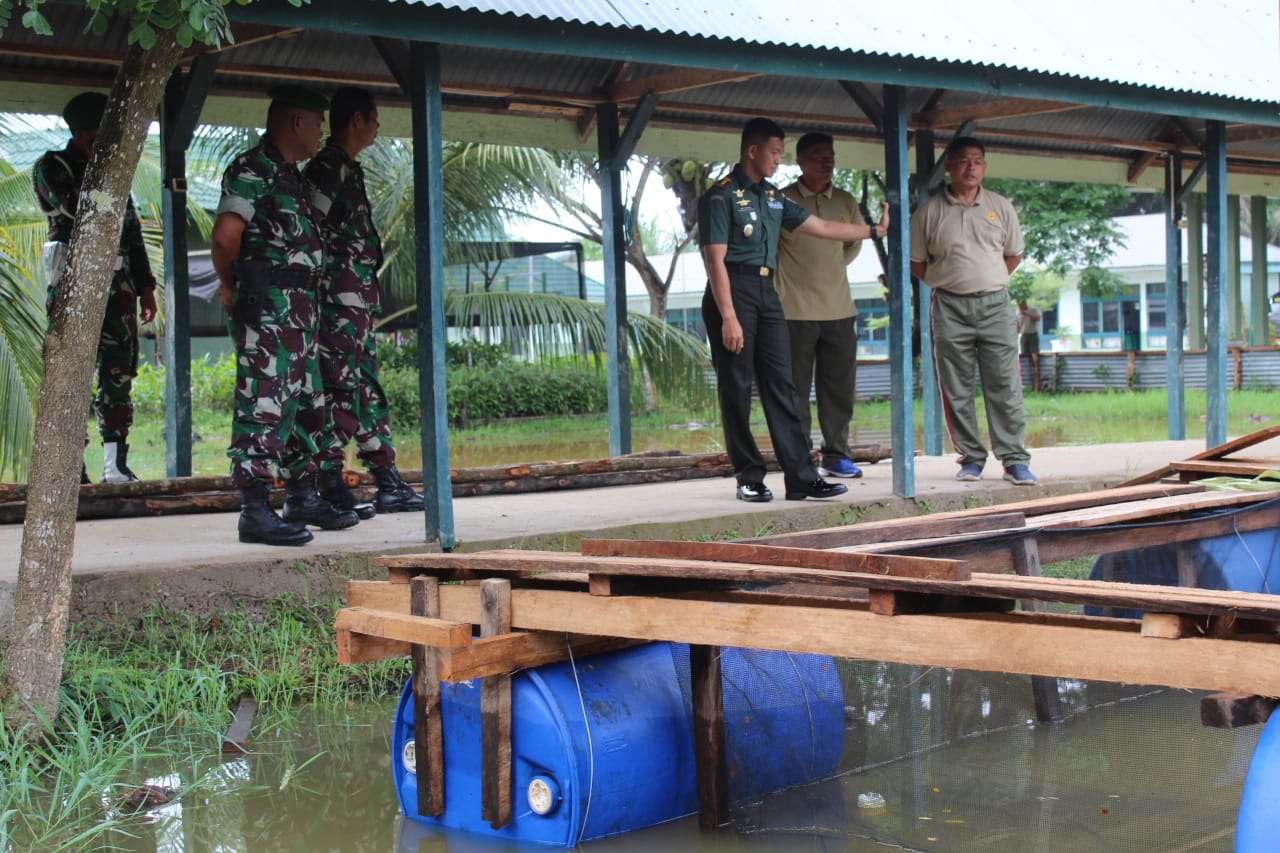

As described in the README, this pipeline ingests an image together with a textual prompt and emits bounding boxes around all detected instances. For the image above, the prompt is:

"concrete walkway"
[0,438,1220,629]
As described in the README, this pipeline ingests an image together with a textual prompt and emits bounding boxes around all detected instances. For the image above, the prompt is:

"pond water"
[109,662,1252,852]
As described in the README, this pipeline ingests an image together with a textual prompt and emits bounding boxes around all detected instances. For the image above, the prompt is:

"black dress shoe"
[785,478,849,501]
[736,482,773,503]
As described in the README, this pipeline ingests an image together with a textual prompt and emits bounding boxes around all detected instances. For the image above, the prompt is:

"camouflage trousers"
[316,303,396,472]
[226,284,336,488]
[48,285,139,442]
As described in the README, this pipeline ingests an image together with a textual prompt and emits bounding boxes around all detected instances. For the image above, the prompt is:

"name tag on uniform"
[767,199,784,209]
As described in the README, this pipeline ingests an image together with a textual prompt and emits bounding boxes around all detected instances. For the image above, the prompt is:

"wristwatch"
[869,224,878,240]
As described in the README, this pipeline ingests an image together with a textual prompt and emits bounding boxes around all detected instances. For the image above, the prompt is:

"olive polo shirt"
[697,164,810,269]
[909,185,1024,295]
[775,181,863,321]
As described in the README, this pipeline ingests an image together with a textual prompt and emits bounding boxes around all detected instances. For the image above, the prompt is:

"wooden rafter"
[607,67,760,102]
[913,97,1086,129]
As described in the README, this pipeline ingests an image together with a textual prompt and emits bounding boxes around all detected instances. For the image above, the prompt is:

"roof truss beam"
[914,96,1087,129]
[607,68,760,102]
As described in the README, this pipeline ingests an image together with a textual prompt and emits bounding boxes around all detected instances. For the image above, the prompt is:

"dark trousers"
[702,275,819,489]
[787,317,857,467]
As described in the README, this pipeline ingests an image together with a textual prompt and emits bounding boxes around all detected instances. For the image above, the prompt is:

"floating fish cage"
[391,642,844,846]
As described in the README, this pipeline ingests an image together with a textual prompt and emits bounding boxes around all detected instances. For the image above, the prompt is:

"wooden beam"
[1127,151,1159,184]
[429,585,1280,697]
[334,607,471,648]
[913,97,1085,128]
[480,579,513,829]
[607,68,760,102]
[579,538,969,580]
[689,644,729,829]
[440,633,639,681]
[1115,426,1280,487]
[838,80,883,131]
[411,577,445,818]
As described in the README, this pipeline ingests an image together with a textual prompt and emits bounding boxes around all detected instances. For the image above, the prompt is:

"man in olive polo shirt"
[698,117,886,503]
[776,132,870,481]
[909,136,1036,485]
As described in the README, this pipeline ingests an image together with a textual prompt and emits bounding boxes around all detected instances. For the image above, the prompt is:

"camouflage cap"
[63,91,108,132]
[268,84,329,113]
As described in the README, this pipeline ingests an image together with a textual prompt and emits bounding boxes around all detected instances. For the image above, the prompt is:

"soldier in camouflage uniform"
[33,91,158,484]
[211,85,358,546]
[305,87,423,517]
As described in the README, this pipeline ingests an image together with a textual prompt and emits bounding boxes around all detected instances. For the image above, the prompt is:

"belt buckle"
[759,266,770,277]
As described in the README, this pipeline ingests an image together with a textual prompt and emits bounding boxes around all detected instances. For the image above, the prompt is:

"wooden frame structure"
[336,434,1280,830]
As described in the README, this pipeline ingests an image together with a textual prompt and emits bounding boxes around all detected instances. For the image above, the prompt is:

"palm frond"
[443,289,711,403]
[0,230,44,480]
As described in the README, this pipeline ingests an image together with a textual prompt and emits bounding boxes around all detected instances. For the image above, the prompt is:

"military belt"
[724,262,773,278]
[271,267,322,289]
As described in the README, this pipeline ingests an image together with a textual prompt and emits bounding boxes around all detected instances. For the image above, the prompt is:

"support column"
[158,55,215,478]
[1250,196,1270,347]
[596,103,632,456]
[1227,195,1242,341]
[914,130,941,457]
[1186,194,1205,350]
[1164,154,1185,440]
[410,41,455,548]
[884,85,915,498]
[1204,122,1228,448]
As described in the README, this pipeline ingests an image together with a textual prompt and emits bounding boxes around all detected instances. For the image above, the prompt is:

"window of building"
[1081,284,1140,349]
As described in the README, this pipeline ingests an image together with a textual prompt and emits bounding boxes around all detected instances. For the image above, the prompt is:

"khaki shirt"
[909,185,1024,294]
[775,181,863,321]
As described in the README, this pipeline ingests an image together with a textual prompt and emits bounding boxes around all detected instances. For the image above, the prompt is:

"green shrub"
[131,354,237,420]
[382,360,608,426]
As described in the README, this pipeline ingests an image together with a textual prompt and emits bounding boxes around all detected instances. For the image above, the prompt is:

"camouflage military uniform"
[218,135,334,489]
[304,139,397,472]
[33,143,157,443]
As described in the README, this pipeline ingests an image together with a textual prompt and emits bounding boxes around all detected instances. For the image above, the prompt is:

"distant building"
[587,214,1280,357]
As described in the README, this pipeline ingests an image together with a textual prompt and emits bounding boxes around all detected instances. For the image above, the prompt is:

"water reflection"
[110,664,1251,852]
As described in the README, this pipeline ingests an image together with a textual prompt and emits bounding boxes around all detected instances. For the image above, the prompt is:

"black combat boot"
[238,483,313,546]
[372,464,425,513]
[318,468,376,520]
[282,473,360,530]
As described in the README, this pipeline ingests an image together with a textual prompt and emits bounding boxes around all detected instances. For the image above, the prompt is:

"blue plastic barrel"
[391,642,844,846]
[1237,707,1280,851]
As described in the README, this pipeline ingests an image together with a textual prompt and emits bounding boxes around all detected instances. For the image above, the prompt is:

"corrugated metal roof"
[402,0,1280,103]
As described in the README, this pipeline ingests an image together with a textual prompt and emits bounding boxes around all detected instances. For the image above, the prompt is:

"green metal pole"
[1186,195,1204,350]
[884,85,915,498]
[1250,195,1270,347]
[158,56,214,478]
[1227,195,1241,341]
[1164,154,1185,440]
[914,130,941,457]
[596,103,632,456]
[410,41,455,548]
[1204,122,1228,449]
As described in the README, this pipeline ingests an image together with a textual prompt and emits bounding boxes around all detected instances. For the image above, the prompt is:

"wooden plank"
[1200,693,1279,728]
[221,696,257,755]
[336,626,409,664]
[334,607,472,649]
[580,538,970,581]
[689,644,730,829]
[480,579,513,829]
[1142,613,1202,638]
[377,550,966,592]
[439,633,640,681]
[746,483,1203,549]
[1114,426,1280,487]
[1171,459,1280,477]
[424,585,1280,696]
[411,577,445,818]
[848,503,1280,572]
[1018,489,1273,529]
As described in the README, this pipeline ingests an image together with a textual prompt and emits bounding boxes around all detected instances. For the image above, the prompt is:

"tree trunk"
[2,31,184,736]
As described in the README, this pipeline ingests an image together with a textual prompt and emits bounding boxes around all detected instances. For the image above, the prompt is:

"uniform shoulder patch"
[714,176,732,188]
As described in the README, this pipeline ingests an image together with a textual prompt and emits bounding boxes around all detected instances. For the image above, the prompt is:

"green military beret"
[268,85,329,113]
[63,91,108,132]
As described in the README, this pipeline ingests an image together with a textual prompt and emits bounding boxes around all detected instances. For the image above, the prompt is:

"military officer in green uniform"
[33,91,158,484]
[305,86,423,518]
[211,85,357,546]
[698,117,887,503]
